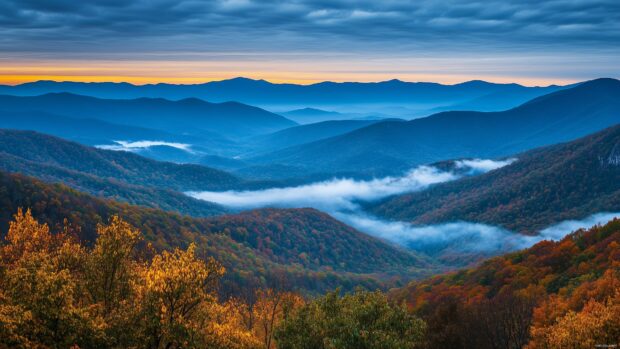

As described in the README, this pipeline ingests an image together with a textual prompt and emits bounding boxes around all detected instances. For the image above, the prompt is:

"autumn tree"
[238,289,305,349]
[132,243,260,348]
[0,209,105,348]
[86,215,141,315]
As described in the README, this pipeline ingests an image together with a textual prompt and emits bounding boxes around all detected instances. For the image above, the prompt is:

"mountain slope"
[0,92,296,137]
[0,151,227,217]
[369,124,620,234]
[389,218,620,348]
[0,129,241,191]
[280,107,346,123]
[0,129,247,216]
[248,119,385,154]
[253,78,620,175]
[0,110,178,145]
[0,170,433,293]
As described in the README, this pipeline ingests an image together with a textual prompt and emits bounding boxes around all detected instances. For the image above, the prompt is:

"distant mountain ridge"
[0,92,296,137]
[0,77,567,113]
[369,124,620,234]
[251,78,620,176]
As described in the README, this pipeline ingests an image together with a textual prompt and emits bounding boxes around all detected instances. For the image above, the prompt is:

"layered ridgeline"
[0,92,296,138]
[0,129,243,216]
[0,110,243,160]
[247,119,389,155]
[252,78,620,176]
[369,124,620,234]
[0,170,432,293]
[389,218,620,349]
[0,78,565,114]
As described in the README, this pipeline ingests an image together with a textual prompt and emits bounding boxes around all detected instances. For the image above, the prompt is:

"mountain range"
[0,92,296,138]
[250,78,620,177]
[1,76,619,289]
[0,78,568,117]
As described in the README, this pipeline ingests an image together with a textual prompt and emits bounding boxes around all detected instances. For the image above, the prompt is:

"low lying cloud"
[333,212,512,253]
[455,158,516,173]
[188,165,464,211]
[523,212,620,244]
[96,140,192,152]
[336,211,620,256]
[188,157,620,259]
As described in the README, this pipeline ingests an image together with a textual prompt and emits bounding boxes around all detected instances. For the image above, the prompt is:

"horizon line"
[0,76,584,88]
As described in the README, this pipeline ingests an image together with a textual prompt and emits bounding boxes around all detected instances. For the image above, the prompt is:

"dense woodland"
[391,218,620,349]
[0,170,431,295]
[1,209,618,348]
[0,209,426,348]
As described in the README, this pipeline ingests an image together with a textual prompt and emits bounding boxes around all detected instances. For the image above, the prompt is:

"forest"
[0,170,431,295]
[1,209,618,348]
[0,209,424,349]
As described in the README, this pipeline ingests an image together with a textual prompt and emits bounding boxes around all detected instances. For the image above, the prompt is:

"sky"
[1,0,619,85]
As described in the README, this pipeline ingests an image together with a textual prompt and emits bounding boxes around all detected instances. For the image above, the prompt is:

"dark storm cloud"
[1,0,619,55]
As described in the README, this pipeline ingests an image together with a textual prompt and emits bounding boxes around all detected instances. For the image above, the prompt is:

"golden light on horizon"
[0,58,583,87]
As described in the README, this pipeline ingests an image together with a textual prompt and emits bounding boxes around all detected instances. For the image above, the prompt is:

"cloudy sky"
[1,0,619,85]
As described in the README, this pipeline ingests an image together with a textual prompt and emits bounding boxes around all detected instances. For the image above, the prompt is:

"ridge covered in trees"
[0,209,426,348]
[0,170,432,294]
[370,124,620,234]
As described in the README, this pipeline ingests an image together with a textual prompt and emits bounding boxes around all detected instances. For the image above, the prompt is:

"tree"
[246,289,304,349]
[133,243,227,348]
[86,215,141,315]
[275,289,426,349]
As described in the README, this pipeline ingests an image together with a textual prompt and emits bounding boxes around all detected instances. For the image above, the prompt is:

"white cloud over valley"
[96,140,193,152]
[187,158,619,257]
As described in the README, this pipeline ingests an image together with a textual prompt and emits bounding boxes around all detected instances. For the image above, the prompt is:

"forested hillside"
[0,129,245,216]
[0,210,427,348]
[391,218,620,348]
[0,170,432,293]
[370,124,620,233]
[0,129,240,191]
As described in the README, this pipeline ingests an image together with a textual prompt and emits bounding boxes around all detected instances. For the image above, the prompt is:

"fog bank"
[187,158,619,257]
[96,140,192,152]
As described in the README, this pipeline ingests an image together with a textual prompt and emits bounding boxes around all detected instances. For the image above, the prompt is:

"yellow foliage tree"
[133,243,258,348]
[0,209,106,348]
[87,215,141,315]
